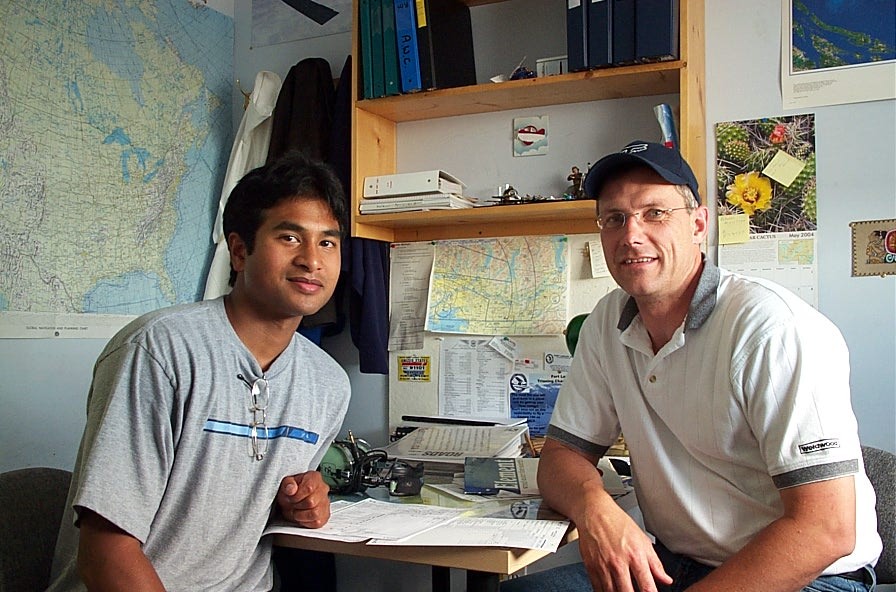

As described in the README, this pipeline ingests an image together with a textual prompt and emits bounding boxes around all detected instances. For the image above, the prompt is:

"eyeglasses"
[596,207,692,230]
[238,374,270,460]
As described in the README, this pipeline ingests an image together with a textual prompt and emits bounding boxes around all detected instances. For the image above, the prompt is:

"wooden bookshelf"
[350,0,705,242]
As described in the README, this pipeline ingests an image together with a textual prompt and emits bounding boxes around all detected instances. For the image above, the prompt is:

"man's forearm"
[537,439,608,522]
[77,511,166,592]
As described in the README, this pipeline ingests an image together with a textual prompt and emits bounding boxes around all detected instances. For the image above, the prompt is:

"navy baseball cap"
[583,140,701,204]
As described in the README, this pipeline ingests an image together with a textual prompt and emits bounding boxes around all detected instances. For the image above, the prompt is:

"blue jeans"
[499,543,875,592]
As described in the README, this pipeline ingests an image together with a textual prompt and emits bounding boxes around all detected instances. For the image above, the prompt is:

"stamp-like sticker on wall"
[850,218,896,277]
[513,115,548,156]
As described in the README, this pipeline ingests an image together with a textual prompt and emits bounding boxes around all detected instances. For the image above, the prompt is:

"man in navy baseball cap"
[583,139,701,203]
[502,136,880,592]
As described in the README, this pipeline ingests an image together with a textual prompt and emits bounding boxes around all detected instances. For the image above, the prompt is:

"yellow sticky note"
[718,214,750,245]
[762,150,806,187]
[415,0,426,27]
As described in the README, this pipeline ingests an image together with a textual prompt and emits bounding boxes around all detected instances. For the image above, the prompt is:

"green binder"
[359,0,374,98]
[381,0,401,96]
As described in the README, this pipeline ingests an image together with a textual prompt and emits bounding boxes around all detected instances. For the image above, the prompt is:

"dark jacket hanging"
[266,57,335,163]
[330,57,390,375]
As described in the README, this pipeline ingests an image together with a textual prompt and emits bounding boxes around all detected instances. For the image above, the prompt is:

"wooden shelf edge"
[351,201,598,242]
[356,62,683,122]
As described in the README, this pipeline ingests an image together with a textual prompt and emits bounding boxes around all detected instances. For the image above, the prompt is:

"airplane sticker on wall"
[513,116,549,157]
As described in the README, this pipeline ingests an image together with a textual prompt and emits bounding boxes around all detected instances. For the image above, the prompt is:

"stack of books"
[359,0,477,99]
[360,170,475,214]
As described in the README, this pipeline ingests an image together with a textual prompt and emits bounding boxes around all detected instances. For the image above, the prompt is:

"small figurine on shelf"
[509,56,537,80]
[510,65,536,80]
[564,165,585,199]
[501,185,522,204]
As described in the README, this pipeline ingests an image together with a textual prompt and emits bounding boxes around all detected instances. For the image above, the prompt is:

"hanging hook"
[236,79,251,110]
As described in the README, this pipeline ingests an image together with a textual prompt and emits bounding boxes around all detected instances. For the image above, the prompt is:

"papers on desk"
[263,498,464,543]
[262,496,569,551]
[368,516,570,552]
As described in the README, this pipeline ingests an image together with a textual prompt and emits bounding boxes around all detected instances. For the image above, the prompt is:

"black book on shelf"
[415,0,476,91]
[587,0,613,68]
[566,0,588,72]
[635,0,679,62]
[612,0,636,64]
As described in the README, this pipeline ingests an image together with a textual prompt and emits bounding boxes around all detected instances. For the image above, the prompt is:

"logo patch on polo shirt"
[798,438,839,454]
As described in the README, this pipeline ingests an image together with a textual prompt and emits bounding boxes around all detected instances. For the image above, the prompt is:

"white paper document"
[381,425,528,462]
[388,242,435,351]
[368,516,570,552]
[439,337,513,419]
[262,498,463,542]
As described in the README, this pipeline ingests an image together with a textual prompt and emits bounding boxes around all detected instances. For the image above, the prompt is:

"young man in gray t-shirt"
[48,152,352,591]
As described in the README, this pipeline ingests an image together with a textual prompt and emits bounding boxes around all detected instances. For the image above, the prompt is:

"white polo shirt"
[549,261,881,572]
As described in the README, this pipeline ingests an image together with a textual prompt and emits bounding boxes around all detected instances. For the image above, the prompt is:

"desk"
[271,484,641,592]
[272,485,584,592]
[272,523,579,592]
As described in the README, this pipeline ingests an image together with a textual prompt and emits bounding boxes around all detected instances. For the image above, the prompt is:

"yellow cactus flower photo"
[715,114,816,233]
[726,172,773,217]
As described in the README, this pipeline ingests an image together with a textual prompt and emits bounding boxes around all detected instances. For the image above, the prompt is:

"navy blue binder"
[587,0,613,68]
[612,0,635,64]
[567,0,589,72]
[635,0,679,61]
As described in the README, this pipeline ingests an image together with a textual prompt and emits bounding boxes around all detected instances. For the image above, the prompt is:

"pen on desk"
[525,432,538,457]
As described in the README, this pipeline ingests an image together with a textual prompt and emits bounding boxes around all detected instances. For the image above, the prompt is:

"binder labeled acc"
[363,170,465,198]
[394,0,422,92]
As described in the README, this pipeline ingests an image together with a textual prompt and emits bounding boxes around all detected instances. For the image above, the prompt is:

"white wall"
[704,0,895,451]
